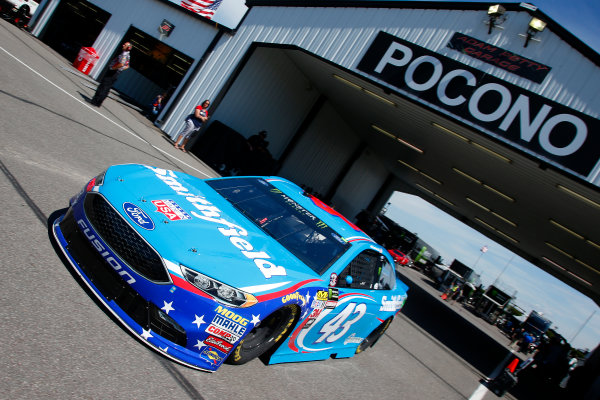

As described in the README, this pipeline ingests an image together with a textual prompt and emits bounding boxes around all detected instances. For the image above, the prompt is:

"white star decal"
[141,328,153,340]
[250,314,261,326]
[300,309,309,320]
[305,291,311,305]
[193,314,206,328]
[161,301,175,314]
[194,339,206,351]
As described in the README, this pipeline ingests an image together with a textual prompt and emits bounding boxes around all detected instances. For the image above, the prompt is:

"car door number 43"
[315,302,367,344]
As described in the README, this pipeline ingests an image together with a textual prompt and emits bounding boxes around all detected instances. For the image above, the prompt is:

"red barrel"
[73,47,99,75]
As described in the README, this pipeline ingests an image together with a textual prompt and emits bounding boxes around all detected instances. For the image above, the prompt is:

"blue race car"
[52,164,409,372]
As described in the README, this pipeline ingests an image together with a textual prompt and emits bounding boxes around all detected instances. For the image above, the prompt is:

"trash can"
[73,47,99,75]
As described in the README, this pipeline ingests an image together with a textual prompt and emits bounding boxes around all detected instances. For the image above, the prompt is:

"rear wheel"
[226,305,298,364]
[355,318,392,354]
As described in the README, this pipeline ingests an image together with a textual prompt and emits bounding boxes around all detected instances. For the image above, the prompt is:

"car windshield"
[207,178,350,275]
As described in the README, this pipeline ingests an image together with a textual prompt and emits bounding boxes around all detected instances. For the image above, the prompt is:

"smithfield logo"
[123,202,155,230]
[145,166,287,279]
[380,295,406,312]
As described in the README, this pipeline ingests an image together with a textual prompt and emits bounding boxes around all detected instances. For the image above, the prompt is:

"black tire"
[355,318,392,354]
[226,305,298,365]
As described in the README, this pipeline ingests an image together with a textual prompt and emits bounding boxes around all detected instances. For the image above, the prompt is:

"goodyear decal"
[282,292,306,305]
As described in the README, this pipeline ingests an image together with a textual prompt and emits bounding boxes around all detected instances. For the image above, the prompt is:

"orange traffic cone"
[507,357,519,373]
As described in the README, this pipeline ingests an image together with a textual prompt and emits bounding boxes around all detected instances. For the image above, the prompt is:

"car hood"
[99,165,322,293]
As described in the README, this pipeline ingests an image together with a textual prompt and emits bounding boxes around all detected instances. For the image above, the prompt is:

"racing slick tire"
[355,317,392,354]
[227,305,299,365]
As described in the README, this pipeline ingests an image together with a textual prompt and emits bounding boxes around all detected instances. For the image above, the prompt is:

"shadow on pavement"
[397,269,575,399]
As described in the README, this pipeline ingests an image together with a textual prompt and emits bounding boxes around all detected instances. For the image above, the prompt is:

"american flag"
[180,0,223,19]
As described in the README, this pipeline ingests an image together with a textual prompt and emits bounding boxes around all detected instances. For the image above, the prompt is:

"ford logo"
[123,202,155,230]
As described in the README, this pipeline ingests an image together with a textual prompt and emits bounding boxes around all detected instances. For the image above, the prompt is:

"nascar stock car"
[51,164,409,372]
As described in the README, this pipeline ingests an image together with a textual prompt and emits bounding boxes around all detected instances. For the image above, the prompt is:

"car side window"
[378,256,396,290]
[337,250,382,290]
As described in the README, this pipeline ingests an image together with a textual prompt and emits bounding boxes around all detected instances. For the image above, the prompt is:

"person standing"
[90,41,132,107]
[247,130,269,152]
[146,93,165,120]
[173,100,210,152]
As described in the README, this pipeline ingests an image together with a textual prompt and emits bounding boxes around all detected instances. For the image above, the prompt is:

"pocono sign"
[357,31,600,177]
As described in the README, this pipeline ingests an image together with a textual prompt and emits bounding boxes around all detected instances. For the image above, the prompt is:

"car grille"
[84,193,169,283]
[59,201,187,347]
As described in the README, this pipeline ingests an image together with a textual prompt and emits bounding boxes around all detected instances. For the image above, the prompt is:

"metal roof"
[245,1,600,65]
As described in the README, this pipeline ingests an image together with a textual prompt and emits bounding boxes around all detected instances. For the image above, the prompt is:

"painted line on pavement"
[0,45,210,177]
[468,350,517,400]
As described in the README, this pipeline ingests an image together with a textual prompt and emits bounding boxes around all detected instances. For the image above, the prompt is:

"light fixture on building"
[372,125,424,154]
[549,219,585,240]
[471,142,512,163]
[397,160,443,184]
[466,197,517,227]
[333,74,397,107]
[541,257,593,286]
[453,167,482,184]
[453,167,515,202]
[523,17,547,47]
[486,4,506,34]
[549,219,600,252]
[397,159,419,172]
[475,218,519,243]
[431,122,468,141]
[466,197,490,212]
[434,193,455,207]
[544,243,597,282]
[556,184,600,209]
[415,184,454,206]
[431,122,512,163]
[420,171,442,185]
[482,183,515,202]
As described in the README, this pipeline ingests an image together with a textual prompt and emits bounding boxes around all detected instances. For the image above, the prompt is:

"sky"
[536,0,600,54]
[431,0,600,54]
[385,192,600,352]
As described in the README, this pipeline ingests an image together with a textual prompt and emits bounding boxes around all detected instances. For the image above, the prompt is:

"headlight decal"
[181,266,257,308]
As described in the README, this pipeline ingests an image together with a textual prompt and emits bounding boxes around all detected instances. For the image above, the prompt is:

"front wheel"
[355,318,392,354]
[227,305,298,365]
